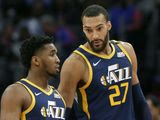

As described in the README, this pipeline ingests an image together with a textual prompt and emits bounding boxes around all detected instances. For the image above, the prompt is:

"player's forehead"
[82,14,106,28]
[43,43,57,53]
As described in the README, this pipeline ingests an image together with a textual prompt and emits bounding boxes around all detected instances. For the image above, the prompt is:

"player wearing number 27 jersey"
[58,4,151,120]
[74,41,135,120]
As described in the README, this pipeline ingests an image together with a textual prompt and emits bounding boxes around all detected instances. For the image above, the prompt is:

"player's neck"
[26,71,49,90]
[104,42,112,55]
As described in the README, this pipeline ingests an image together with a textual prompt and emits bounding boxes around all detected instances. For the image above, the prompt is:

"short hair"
[20,36,53,69]
[81,4,109,21]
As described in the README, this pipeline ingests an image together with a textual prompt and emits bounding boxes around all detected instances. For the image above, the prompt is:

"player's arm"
[121,42,152,120]
[58,53,85,118]
[120,41,139,85]
[0,84,25,120]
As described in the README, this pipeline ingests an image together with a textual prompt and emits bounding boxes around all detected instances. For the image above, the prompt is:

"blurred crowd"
[0,0,160,114]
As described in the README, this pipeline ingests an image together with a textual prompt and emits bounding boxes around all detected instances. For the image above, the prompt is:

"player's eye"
[51,53,54,56]
[85,29,92,33]
[50,52,55,56]
[97,27,102,31]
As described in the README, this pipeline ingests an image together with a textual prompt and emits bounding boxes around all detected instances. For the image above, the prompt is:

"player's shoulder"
[1,83,26,103]
[112,40,137,64]
[111,40,134,52]
[3,83,22,94]
[3,83,28,96]
[61,48,87,74]
[64,49,86,66]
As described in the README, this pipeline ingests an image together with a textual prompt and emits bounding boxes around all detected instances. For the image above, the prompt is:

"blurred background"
[0,0,160,110]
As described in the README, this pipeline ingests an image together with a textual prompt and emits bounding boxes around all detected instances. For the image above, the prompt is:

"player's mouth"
[92,40,102,47]
[56,65,60,72]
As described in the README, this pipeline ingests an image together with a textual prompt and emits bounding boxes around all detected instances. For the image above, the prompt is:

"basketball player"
[0,36,66,120]
[58,5,152,120]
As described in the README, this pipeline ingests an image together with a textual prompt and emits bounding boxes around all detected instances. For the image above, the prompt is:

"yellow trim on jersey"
[79,89,90,119]
[73,50,93,89]
[21,79,53,96]
[117,43,132,64]
[73,50,93,119]
[16,82,36,120]
[50,86,67,108]
[79,43,115,59]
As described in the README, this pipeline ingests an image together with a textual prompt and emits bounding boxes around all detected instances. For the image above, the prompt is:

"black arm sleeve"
[132,84,152,120]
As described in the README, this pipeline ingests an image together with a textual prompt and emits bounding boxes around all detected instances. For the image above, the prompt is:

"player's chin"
[49,71,59,77]
[93,46,102,51]
[54,67,60,74]
[55,68,60,73]
[48,68,60,76]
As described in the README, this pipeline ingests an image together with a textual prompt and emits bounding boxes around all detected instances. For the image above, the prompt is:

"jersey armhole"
[16,82,36,119]
[73,50,93,89]
[73,50,92,119]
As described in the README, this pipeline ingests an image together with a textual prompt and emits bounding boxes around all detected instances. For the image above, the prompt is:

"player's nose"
[56,55,60,64]
[92,31,99,39]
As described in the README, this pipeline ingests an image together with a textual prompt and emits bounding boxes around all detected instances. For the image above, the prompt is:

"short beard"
[85,32,109,53]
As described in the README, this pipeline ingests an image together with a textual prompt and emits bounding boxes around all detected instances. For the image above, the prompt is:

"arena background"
[0,0,160,104]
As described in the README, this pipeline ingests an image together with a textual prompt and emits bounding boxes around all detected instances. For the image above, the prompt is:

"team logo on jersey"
[41,106,47,117]
[93,59,101,66]
[40,101,65,119]
[34,92,42,96]
[100,75,107,86]
[54,93,61,99]
[117,52,125,57]
[100,64,131,86]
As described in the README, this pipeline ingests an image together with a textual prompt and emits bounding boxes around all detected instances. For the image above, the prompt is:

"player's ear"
[32,56,40,66]
[106,21,112,31]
